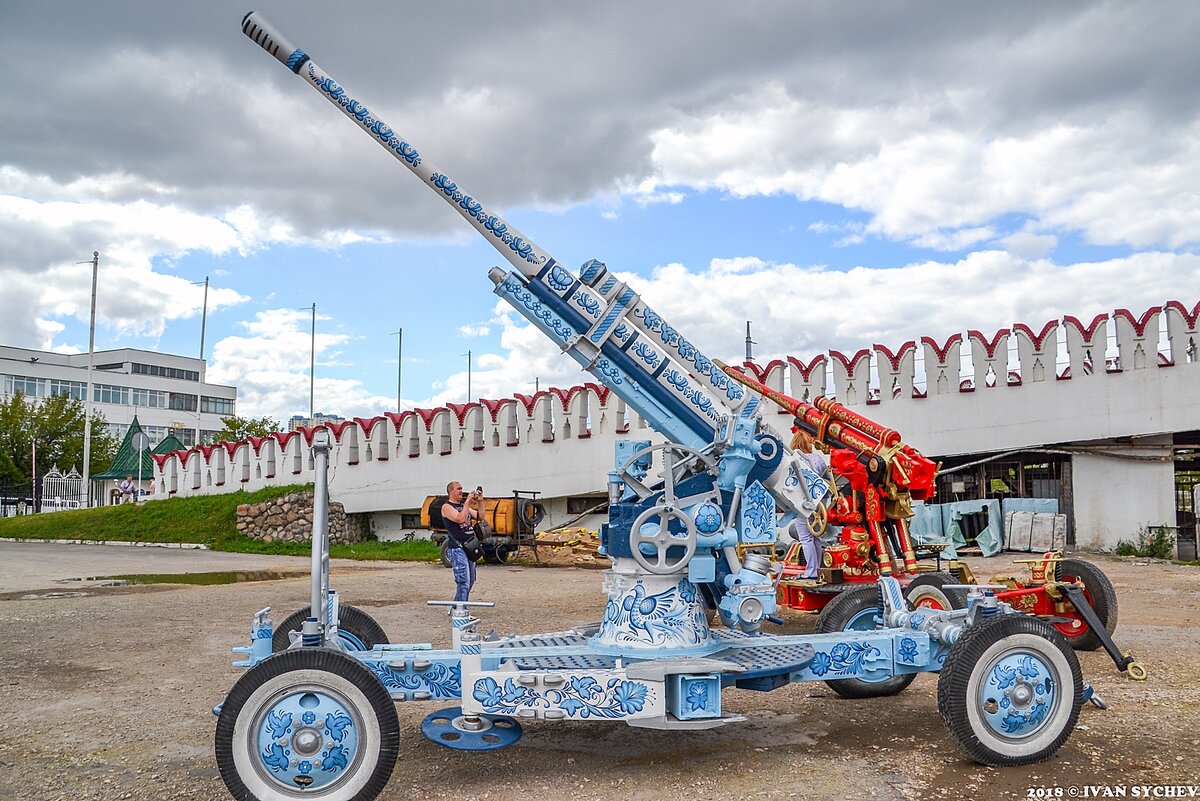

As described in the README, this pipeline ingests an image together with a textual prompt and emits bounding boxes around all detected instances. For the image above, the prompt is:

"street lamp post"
[391,328,403,411]
[464,349,472,404]
[132,431,150,504]
[193,276,209,447]
[309,303,316,421]
[79,251,99,507]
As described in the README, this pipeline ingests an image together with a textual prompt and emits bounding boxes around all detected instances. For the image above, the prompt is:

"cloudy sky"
[2,1,1197,422]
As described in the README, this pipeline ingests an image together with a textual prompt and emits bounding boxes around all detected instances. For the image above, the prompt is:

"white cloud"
[457,324,491,337]
[1000,229,1059,259]
[0,171,251,348]
[413,250,1200,414]
[207,308,397,421]
[645,85,1200,252]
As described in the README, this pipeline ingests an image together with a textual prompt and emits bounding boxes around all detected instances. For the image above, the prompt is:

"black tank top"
[445,501,474,548]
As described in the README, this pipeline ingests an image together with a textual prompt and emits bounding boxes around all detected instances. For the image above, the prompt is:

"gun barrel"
[241,12,552,279]
[243,12,742,448]
[717,361,937,493]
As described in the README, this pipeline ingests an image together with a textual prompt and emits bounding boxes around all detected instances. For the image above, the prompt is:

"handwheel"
[1054,558,1118,651]
[215,648,400,801]
[273,605,389,653]
[937,614,1082,766]
[815,584,916,698]
[621,442,712,575]
[630,503,697,574]
[904,572,969,611]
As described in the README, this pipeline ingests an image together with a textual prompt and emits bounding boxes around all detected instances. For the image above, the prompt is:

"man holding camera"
[442,481,485,601]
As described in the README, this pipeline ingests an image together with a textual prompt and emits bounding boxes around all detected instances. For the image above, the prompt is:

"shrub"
[1114,526,1175,559]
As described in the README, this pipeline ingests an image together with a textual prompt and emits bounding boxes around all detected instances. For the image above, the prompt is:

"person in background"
[789,423,829,579]
[441,481,485,601]
[119,475,135,505]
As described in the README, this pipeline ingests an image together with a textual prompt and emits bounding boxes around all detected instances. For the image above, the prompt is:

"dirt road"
[0,542,1196,801]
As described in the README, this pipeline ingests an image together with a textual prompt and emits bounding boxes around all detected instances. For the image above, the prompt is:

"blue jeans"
[448,546,476,602]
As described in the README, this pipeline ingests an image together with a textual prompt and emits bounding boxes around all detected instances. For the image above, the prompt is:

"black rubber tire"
[905,572,969,611]
[215,648,399,801]
[272,605,389,653]
[438,539,452,568]
[816,585,917,698]
[937,614,1082,766]
[1054,558,1118,651]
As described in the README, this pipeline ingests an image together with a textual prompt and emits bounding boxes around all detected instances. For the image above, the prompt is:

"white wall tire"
[216,649,399,800]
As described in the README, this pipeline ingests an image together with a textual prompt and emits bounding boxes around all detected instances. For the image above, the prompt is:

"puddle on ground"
[63,569,309,587]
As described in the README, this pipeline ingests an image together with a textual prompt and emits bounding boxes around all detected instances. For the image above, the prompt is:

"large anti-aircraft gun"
[215,14,1115,800]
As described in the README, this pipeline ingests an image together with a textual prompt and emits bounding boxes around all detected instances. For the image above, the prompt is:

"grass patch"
[0,485,438,562]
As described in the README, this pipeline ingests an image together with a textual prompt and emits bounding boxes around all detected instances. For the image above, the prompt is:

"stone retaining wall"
[236,490,369,545]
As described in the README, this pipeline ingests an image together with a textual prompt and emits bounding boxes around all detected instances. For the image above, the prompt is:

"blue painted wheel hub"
[421,706,522,751]
[979,651,1056,739]
[254,689,360,791]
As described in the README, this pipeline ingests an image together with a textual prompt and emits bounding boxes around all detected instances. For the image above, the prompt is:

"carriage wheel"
[273,606,388,653]
[1054,558,1118,651]
[937,614,1081,766]
[904,572,968,611]
[215,648,399,800]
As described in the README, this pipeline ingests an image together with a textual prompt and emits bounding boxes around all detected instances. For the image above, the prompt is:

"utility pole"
[466,349,472,404]
[80,251,98,508]
[391,328,403,411]
[196,276,209,447]
[309,303,316,421]
[198,277,209,367]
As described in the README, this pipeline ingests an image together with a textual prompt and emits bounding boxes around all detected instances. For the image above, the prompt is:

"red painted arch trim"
[920,333,964,365]
[1063,313,1107,344]
[1013,320,1057,352]
[873,341,916,372]
[967,328,1010,360]
[1113,306,1162,338]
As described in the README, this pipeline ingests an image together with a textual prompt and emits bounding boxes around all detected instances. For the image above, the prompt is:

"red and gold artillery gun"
[721,365,1145,679]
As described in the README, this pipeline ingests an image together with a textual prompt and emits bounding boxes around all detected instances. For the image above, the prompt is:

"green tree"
[0,393,117,486]
[213,415,282,442]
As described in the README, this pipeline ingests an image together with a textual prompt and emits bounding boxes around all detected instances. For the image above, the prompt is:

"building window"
[48,379,87,400]
[176,429,196,448]
[142,425,169,447]
[200,429,221,445]
[567,495,608,515]
[401,512,423,529]
[94,383,129,405]
[201,395,235,415]
[132,362,199,382]
[3,375,46,398]
[131,388,167,408]
[168,392,198,412]
[94,362,124,371]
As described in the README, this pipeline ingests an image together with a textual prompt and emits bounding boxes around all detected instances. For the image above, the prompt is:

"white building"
[0,345,237,449]
[147,299,1200,555]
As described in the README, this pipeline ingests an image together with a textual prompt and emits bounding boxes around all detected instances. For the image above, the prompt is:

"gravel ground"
[0,543,1196,801]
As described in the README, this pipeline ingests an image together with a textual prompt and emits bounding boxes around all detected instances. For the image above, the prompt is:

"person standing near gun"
[789,422,829,579]
[441,481,485,601]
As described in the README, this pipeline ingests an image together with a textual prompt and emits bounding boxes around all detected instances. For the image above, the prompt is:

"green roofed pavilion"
[92,416,158,481]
